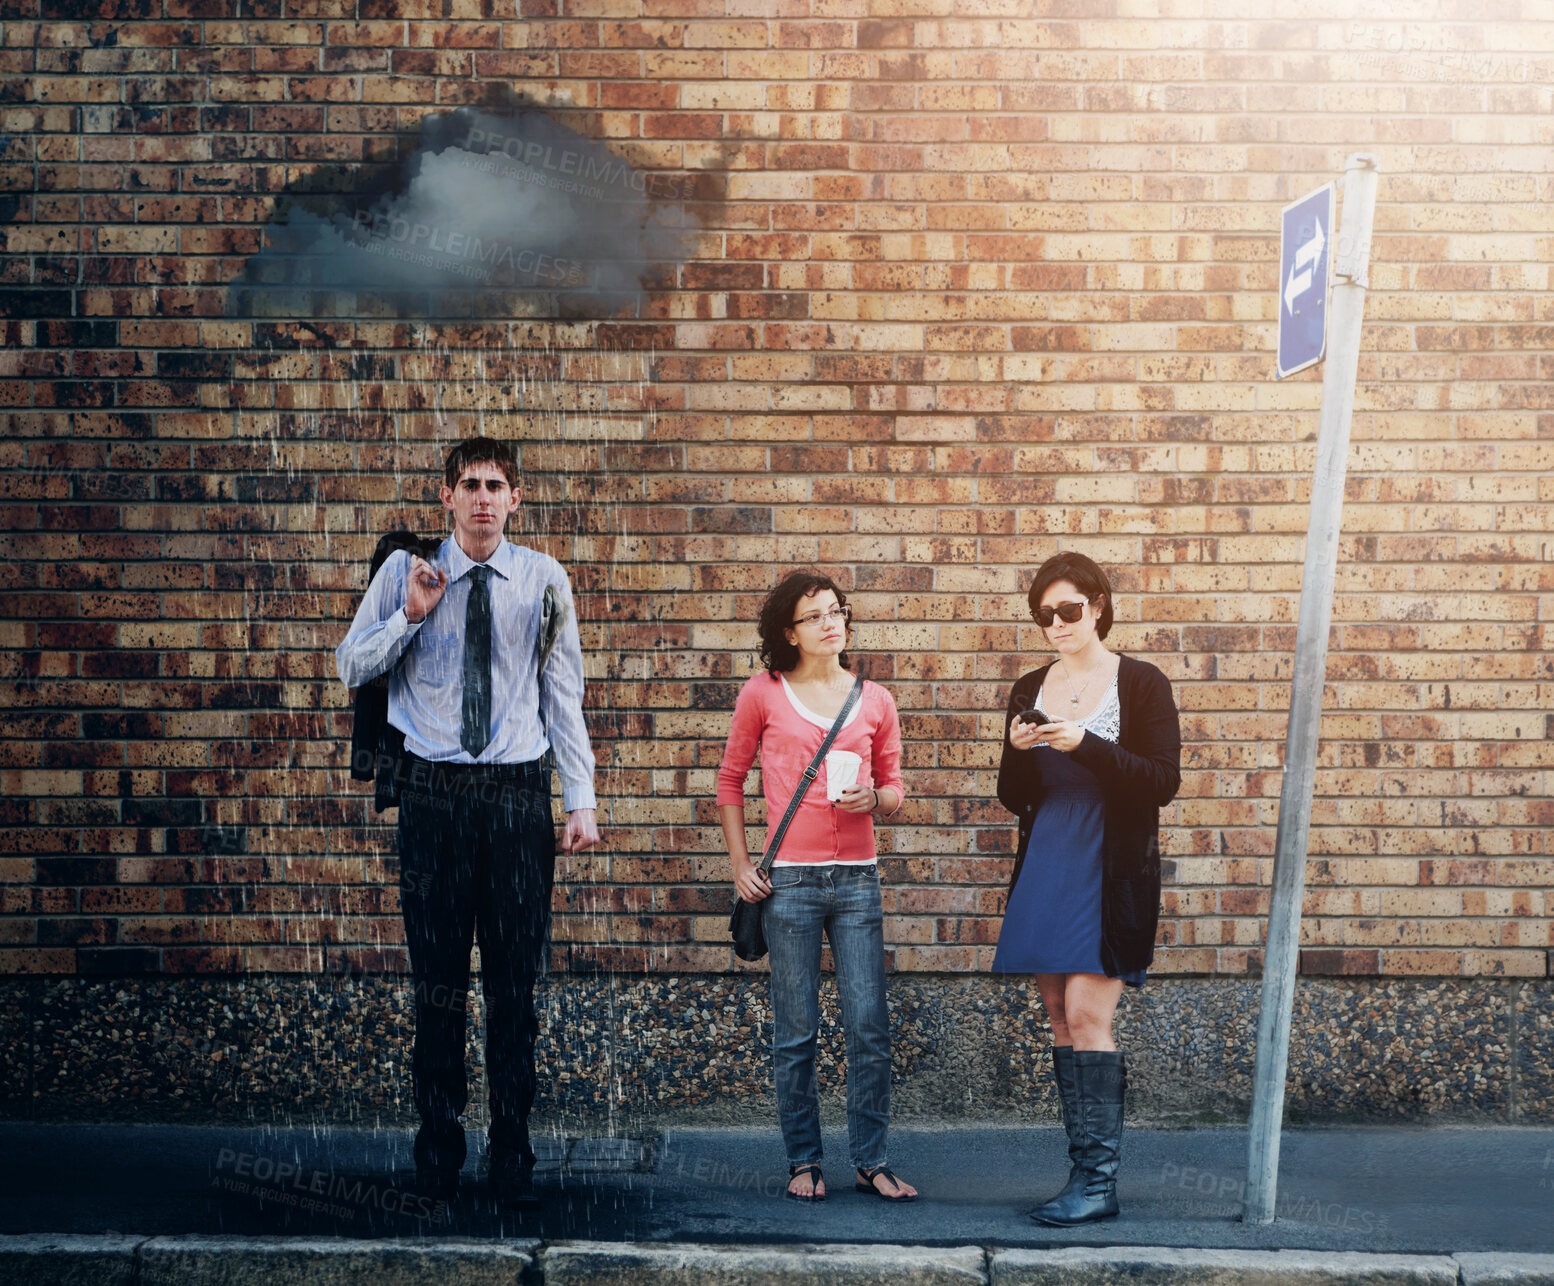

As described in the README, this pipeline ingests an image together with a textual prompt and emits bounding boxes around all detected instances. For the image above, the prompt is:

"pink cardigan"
[716,672,906,866]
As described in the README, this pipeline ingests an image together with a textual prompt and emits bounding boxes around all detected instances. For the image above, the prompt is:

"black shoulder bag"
[729,676,865,962]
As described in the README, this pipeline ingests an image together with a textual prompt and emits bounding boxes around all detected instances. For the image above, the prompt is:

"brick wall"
[1,1,1550,984]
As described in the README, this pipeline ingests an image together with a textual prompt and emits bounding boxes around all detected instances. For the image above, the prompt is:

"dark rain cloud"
[229,107,692,320]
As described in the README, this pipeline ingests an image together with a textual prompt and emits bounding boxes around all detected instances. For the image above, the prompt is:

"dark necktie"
[460,564,492,757]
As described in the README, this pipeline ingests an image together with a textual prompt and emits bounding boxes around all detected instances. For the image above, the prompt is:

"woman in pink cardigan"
[717,571,916,1204]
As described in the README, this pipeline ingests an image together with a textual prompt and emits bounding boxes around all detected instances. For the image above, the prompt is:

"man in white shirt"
[336,436,600,1207]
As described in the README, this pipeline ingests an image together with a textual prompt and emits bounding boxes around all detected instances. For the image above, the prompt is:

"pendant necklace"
[1059,657,1097,712]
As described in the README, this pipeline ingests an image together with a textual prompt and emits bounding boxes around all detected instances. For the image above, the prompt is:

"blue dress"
[991,678,1147,988]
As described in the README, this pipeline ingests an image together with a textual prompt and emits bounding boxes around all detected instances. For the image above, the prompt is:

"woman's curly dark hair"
[758,571,852,676]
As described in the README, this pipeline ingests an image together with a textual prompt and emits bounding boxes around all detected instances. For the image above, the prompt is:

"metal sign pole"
[1244,153,1380,1224]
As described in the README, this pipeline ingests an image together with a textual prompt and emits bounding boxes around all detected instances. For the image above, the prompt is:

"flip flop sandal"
[855,1164,915,1202]
[786,1162,826,1202]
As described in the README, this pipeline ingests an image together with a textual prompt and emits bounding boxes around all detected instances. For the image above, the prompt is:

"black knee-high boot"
[1032,1045,1084,1210]
[1028,1049,1124,1226]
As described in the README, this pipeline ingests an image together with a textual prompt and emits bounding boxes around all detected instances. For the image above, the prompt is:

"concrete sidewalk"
[1,1122,1551,1282]
[3,1122,1552,1252]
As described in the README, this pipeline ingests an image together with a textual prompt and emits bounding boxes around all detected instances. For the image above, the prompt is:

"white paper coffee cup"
[825,749,862,801]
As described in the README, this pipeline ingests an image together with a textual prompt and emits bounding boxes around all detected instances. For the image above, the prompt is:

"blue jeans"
[761,863,892,1172]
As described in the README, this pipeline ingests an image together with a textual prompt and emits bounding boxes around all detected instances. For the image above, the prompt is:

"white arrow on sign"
[1283,215,1326,315]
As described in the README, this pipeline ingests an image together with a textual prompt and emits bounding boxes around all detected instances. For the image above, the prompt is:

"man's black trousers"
[397,752,556,1172]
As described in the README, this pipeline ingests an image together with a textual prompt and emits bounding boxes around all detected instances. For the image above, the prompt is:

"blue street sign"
[1276,183,1334,379]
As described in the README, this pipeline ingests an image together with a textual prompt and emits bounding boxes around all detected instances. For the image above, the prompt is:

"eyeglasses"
[792,606,851,629]
[1034,600,1091,628]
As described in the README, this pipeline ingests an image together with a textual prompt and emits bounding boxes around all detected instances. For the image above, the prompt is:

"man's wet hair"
[444,436,519,490]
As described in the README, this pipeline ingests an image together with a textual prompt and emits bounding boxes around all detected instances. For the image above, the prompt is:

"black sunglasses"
[1034,600,1091,628]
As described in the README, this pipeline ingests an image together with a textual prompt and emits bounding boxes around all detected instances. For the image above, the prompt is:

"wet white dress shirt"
[335,535,597,812]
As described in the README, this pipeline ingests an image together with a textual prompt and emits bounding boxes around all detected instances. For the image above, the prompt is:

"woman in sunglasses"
[717,571,916,1204]
[993,551,1181,1227]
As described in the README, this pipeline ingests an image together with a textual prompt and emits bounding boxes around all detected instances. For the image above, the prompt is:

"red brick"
[1,10,1547,986]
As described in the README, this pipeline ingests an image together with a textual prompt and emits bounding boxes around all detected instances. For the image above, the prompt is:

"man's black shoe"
[414,1166,460,1203]
[489,1153,539,1208]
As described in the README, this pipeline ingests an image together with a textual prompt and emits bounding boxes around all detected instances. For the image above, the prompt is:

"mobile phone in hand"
[1017,707,1055,727]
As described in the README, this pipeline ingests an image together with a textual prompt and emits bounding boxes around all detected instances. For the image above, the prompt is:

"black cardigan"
[996,654,1182,977]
